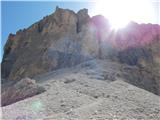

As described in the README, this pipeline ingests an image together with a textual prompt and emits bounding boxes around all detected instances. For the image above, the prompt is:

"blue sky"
[1,1,95,61]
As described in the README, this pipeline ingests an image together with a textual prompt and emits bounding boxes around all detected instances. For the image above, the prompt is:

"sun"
[93,0,155,29]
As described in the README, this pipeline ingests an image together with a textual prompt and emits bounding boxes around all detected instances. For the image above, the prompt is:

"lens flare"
[93,0,155,29]
[31,100,43,112]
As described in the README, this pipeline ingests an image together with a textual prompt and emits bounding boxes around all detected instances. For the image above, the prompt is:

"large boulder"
[1,78,45,106]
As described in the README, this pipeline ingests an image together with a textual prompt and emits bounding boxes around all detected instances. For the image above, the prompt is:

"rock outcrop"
[1,78,45,106]
[1,7,160,95]
[1,7,99,81]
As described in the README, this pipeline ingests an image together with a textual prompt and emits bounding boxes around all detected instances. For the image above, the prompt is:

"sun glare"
[93,0,155,29]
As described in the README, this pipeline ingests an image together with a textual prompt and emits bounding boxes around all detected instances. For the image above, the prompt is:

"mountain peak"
[2,8,160,86]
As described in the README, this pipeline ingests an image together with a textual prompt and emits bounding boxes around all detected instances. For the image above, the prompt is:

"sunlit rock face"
[2,7,160,84]
[1,8,98,81]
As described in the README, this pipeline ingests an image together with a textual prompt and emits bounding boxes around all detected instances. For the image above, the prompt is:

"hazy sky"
[1,0,160,61]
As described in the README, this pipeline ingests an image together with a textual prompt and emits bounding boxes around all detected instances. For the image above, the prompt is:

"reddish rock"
[1,78,45,106]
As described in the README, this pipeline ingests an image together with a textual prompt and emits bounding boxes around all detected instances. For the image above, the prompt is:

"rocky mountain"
[2,7,160,80]
[1,7,160,119]
[2,8,96,81]
[2,7,160,95]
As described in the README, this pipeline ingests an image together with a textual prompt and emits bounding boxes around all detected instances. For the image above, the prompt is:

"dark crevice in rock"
[76,21,79,33]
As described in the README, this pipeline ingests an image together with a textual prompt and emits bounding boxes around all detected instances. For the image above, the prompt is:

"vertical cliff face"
[1,8,99,81]
[2,7,160,82]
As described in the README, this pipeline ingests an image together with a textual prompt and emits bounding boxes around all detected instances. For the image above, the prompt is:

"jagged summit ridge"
[2,7,160,86]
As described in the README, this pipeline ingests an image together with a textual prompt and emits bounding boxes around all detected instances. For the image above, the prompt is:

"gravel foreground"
[2,60,160,120]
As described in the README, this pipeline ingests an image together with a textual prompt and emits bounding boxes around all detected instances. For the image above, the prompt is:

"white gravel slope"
[2,60,160,120]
